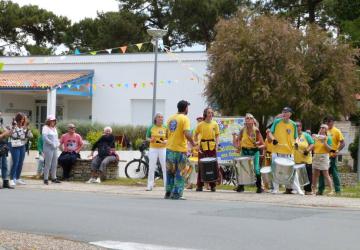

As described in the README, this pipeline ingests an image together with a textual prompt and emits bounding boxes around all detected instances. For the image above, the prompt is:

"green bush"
[57,120,148,150]
[86,130,103,147]
[349,133,359,171]
[29,127,40,150]
[133,138,145,150]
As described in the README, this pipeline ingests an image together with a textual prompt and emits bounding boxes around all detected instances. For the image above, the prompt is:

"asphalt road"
[0,189,359,250]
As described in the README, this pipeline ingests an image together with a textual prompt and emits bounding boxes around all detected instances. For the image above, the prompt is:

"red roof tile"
[0,71,93,88]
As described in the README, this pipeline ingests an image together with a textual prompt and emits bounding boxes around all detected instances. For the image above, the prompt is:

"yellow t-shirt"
[294,132,314,164]
[146,125,167,148]
[166,113,191,152]
[270,118,298,154]
[314,136,332,154]
[240,127,257,149]
[195,120,220,151]
[327,127,344,151]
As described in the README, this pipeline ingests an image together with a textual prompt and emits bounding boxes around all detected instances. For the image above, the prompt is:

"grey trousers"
[43,146,58,180]
[91,155,116,172]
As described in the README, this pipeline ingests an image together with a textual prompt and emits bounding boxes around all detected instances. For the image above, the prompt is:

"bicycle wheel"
[125,159,148,179]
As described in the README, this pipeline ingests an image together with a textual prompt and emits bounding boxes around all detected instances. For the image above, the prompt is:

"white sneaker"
[9,180,16,186]
[297,190,305,196]
[271,189,279,194]
[16,179,26,185]
[95,177,101,184]
[86,178,96,184]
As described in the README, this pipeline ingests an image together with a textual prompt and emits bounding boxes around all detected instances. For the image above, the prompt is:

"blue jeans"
[0,155,9,180]
[9,145,26,180]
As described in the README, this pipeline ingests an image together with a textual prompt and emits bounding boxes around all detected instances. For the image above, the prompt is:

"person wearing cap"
[312,124,334,195]
[9,112,33,186]
[317,116,345,195]
[267,107,303,195]
[42,115,61,185]
[293,121,315,195]
[145,113,168,191]
[58,123,84,180]
[194,107,220,192]
[232,113,265,193]
[165,100,196,200]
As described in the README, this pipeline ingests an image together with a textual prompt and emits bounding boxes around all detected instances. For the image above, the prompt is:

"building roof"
[0,70,94,88]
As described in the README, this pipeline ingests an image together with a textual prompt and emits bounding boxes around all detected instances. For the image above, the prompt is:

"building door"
[35,101,47,130]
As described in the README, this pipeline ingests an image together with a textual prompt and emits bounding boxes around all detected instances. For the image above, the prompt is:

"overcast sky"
[12,0,120,22]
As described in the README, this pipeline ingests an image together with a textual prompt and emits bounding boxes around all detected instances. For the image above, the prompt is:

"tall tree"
[0,0,70,55]
[65,10,148,52]
[206,11,360,130]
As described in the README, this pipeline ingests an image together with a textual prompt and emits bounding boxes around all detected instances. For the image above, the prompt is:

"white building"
[0,52,208,128]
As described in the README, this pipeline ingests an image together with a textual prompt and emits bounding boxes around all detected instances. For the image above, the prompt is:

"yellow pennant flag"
[120,46,127,54]
[93,84,97,91]
[90,51,97,55]
[135,43,143,51]
[0,62,4,71]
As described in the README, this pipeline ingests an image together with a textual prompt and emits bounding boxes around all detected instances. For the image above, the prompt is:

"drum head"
[274,157,294,166]
[260,166,271,174]
[294,164,305,169]
[200,157,217,162]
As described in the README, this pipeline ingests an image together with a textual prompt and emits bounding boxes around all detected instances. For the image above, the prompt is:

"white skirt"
[313,154,330,170]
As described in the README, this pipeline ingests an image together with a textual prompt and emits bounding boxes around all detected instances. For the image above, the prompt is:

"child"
[36,134,44,178]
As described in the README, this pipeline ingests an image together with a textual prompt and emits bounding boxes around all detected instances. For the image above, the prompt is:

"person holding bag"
[0,127,13,189]
[9,113,30,186]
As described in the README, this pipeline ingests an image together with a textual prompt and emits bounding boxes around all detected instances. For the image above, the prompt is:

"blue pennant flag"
[75,48,81,55]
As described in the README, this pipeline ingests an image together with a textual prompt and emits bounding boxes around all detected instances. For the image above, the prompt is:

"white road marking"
[89,241,199,250]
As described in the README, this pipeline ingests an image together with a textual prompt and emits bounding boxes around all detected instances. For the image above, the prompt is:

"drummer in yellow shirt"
[312,124,334,195]
[294,121,314,195]
[232,113,265,193]
[268,107,302,194]
[194,108,220,192]
[318,116,345,195]
[165,100,196,200]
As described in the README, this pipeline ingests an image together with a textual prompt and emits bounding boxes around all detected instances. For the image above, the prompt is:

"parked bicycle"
[125,142,163,179]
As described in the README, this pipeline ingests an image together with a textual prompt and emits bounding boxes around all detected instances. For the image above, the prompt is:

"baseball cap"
[47,114,56,121]
[177,100,190,112]
[282,107,293,113]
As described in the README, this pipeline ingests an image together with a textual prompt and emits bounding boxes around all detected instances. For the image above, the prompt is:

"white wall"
[0,52,208,127]
[0,93,36,125]
[66,98,92,121]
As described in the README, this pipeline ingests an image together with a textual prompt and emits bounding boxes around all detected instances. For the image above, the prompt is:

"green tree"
[206,11,360,131]
[0,0,70,55]
[65,10,149,52]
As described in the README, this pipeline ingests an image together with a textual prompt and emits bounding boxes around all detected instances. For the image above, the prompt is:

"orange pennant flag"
[120,46,127,54]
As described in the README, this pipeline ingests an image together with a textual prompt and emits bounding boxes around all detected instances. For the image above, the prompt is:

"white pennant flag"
[106,49,112,54]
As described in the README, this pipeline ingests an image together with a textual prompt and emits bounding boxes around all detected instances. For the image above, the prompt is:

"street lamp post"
[147,28,167,121]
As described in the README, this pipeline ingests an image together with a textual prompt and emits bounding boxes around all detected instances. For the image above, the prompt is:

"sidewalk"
[15,179,360,210]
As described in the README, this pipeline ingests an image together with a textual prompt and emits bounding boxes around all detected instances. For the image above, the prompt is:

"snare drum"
[293,164,309,186]
[199,157,218,182]
[260,166,272,185]
[233,157,256,185]
[273,157,295,185]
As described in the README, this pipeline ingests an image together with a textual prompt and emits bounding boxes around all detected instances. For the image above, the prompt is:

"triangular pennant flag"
[101,84,106,87]
[141,82,146,88]
[125,83,129,88]
[150,82,153,86]
[76,85,80,90]
[106,49,112,54]
[67,84,71,88]
[135,43,143,51]
[0,62,4,71]
[116,84,122,88]
[133,83,137,88]
[75,48,81,55]
[85,83,90,88]
[90,51,97,55]
[160,80,164,85]
[110,84,114,88]
[93,84,97,91]
[120,46,127,54]
[167,80,171,84]
[28,59,35,64]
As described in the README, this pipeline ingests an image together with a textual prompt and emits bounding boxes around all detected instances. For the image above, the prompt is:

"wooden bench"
[57,158,126,181]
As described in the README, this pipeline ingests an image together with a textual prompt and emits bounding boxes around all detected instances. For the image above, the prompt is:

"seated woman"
[87,127,119,183]
[58,123,84,180]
